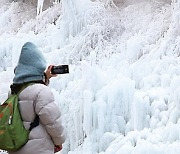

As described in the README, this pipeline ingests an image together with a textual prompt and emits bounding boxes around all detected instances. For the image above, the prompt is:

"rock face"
[113,0,171,6]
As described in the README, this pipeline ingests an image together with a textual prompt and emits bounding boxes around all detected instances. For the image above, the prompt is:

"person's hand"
[54,145,62,153]
[43,65,57,85]
[45,65,57,80]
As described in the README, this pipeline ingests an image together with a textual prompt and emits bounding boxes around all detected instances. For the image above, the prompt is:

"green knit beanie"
[13,42,47,84]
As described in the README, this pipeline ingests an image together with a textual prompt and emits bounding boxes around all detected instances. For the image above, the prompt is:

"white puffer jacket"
[9,83,65,154]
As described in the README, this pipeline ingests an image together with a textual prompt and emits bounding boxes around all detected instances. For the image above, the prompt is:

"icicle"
[37,0,44,15]
[83,90,93,136]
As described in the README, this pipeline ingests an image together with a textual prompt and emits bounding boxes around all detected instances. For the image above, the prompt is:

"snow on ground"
[1,0,180,154]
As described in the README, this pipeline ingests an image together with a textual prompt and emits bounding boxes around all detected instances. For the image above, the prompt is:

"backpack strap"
[29,115,39,131]
[16,83,35,95]
[16,83,40,131]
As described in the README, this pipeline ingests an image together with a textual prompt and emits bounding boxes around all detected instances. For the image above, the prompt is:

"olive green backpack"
[0,83,39,152]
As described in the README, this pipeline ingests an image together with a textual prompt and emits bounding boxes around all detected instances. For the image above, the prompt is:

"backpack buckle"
[8,115,12,125]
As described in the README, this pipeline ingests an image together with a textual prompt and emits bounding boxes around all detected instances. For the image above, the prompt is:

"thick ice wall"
[59,0,91,39]
[57,0,180,153]
[55,0,125,64]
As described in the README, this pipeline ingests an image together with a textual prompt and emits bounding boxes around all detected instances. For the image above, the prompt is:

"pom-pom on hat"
[13,42,47,84]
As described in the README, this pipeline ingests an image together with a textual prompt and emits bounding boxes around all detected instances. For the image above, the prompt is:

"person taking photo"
[9,42,65,154]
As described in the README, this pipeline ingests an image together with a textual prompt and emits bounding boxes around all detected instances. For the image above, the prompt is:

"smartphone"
[51,65,69,74]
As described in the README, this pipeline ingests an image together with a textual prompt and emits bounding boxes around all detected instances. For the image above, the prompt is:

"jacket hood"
[13,42,47,84]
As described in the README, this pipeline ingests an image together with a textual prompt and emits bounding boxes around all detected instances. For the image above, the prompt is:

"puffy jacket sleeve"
[34,85,65,145]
